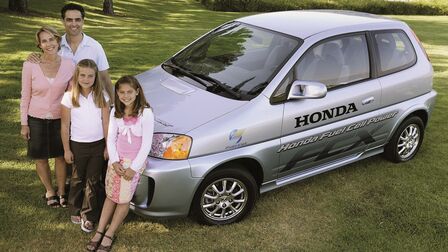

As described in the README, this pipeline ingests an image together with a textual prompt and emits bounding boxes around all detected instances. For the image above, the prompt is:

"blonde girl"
[61,59,110,233]
[87,76,154,252]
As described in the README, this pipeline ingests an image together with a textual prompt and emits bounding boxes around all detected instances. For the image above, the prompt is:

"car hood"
[136,66,247,134]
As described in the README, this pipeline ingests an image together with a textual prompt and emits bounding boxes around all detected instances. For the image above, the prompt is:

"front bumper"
[130,157,202,218]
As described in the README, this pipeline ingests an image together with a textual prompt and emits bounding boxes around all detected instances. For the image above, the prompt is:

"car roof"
[236,10,402,39]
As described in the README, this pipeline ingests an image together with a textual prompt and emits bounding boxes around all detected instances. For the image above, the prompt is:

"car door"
[367,29,425,149]
[275,33,383,178]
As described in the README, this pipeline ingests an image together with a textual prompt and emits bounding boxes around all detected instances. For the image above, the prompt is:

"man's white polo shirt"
[61,91,109,143]
[60,33,109,72]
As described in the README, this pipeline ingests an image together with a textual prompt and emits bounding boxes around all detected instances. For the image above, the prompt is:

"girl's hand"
[64,150,74,164]
[103,148,109,160]
[112,162,125,176]
[123,168,136,181]
[20,125,30,140]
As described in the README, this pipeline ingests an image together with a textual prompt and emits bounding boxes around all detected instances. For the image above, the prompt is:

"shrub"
[198,0,448,15]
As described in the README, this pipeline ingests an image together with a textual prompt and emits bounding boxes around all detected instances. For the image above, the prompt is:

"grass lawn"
[1,0,447,251]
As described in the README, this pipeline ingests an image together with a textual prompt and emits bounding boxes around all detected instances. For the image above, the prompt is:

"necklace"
[40,55,61,65]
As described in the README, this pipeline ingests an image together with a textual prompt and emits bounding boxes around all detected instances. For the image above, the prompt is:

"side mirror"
[287,81,327,100]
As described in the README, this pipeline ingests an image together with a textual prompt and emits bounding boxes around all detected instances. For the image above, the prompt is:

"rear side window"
[295,34,370,88]
[374,31,417,76]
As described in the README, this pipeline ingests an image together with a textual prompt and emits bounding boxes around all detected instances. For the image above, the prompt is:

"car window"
[271,34,370,103]
[374,31,416,75]
[295,35,370,88]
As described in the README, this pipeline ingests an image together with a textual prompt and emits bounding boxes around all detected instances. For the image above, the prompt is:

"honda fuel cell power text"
[131,10,437,225]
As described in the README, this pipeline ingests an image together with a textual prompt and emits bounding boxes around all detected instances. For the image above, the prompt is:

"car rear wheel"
[192,165,258,225]
[384,116,424,162]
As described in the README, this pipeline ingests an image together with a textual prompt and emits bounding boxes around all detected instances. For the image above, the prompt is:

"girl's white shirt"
[61,90,109,143]
[107,107,155,172]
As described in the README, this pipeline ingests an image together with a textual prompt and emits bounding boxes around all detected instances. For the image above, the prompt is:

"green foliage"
[0,0,448,251]
[199,0,448,15]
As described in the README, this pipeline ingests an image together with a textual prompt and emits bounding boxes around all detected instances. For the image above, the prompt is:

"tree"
[8,0,28,13]
[103,0,114,15]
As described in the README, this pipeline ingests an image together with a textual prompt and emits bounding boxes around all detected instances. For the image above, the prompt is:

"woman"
[20,26,75,208]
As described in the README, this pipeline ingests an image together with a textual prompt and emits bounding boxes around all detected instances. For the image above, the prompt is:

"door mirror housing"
[287,81,327,100]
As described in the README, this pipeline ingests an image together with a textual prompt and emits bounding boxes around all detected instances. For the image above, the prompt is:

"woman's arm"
[20,62,32,140]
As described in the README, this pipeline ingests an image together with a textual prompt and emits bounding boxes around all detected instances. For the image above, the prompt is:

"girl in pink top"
[20,26,75,208]
[87,76,154,251]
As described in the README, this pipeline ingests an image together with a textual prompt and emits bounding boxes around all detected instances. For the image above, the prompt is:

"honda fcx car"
[131,10,437,225]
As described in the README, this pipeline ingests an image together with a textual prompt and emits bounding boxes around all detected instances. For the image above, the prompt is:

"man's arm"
[26,52,42,64]
[99,70,114,104]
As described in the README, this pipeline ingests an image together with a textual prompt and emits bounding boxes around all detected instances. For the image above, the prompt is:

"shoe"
[59,195,68,208]
[86,231,104,251]
[45,195,60,208]
[96,234,114,252]
[81,219,95,233]
[71,215,81,224]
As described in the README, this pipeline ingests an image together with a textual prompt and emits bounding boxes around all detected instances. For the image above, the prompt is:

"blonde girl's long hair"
[71,59,107,108]
[114,75,150,119]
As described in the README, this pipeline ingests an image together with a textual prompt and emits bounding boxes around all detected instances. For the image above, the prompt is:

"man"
[60,3,113,100]
[60,4,111,217]
[28,3,113,100]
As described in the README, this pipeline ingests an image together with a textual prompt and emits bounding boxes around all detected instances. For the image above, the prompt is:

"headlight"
[150,133,192,160]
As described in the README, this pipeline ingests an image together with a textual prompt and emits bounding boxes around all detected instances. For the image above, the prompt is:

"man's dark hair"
[61,3,85,19]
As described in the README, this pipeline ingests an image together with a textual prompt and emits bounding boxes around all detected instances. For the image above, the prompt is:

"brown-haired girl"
[61,59,110,233]
[87,76,154,251]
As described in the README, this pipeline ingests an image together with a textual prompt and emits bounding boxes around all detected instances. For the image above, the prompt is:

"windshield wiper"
[162,62,211,89]
[192,72,241,100]
[163,60,241,100]
[233,76,255,91]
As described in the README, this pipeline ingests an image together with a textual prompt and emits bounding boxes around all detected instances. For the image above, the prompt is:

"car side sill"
[260,147,384,193]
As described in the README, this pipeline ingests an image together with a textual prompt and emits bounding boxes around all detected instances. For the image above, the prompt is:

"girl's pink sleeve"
[130,108,154,172]
[107,108,120,165]
[20,62,32,125]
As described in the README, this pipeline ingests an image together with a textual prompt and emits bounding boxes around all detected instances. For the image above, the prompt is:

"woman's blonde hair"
[71,59,108,108]
[35,25,61,51]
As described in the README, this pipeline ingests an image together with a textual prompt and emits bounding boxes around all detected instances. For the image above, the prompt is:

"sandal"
[81,218,95,233]
[97,234,114,252]
[45,195,59,208]
[59,195,68,208]
[71,215,81,224]
[86,231,104,251]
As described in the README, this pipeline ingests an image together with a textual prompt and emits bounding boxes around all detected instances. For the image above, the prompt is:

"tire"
[384,116,424,163]
[192,165,258,225]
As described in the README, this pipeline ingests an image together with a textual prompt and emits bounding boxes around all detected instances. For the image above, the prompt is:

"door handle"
[362,97,375,105]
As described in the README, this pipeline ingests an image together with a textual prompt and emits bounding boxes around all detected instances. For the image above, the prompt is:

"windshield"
[167,22,301,100]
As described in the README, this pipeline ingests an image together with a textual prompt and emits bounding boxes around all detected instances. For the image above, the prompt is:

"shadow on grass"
[0,165,179,251]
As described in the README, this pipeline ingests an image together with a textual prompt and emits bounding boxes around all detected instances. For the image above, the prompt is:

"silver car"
[131,10,437,225]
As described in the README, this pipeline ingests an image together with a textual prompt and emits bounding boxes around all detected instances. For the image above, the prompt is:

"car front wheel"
[192,165,258,225]
[384,116,424,162]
